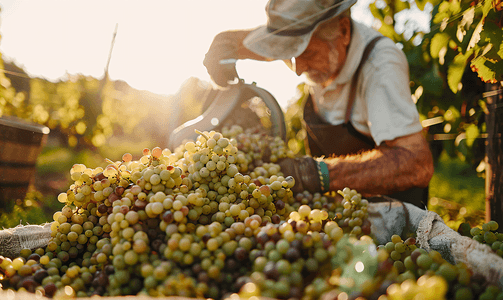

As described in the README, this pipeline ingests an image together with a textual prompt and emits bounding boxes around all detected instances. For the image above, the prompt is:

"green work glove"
[277,156,330,194]
[203,32,240,87]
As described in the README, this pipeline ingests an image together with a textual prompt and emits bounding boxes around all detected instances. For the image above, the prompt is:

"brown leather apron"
[302,36,428,208]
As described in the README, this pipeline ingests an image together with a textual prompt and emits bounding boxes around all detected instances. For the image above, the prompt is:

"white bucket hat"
[243,0,357,60]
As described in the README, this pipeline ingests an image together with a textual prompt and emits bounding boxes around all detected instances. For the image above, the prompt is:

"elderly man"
[203,0,434,208]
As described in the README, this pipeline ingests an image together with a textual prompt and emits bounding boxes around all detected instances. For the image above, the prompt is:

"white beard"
[305,46,341,86]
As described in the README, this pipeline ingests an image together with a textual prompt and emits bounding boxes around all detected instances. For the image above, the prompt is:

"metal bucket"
[168,82,286,149]
[0,116,50,203]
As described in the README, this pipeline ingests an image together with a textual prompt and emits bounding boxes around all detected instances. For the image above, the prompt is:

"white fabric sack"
[368,198,503,287]
[0,223,52,258]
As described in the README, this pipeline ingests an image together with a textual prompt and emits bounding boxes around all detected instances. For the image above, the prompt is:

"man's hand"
[204,30,273,87]
[203,32,240,87]
[277,156,322,194]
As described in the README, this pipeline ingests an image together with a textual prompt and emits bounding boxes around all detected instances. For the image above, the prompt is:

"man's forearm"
[324,133,434,196]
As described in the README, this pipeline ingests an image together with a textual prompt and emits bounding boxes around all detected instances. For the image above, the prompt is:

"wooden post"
[485,82,503,225]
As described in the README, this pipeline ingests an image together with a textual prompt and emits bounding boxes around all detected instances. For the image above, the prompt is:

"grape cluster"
[377,235,417,277]
[332,188,371,236]
[469,221,503,257]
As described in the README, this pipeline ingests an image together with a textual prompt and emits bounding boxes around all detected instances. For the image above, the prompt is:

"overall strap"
[344,36,386,123]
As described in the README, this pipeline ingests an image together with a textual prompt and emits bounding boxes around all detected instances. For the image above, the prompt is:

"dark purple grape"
[225,258,238,271]
[256,232,269,245]
[151,239,163,252]
[105,264,115,275]
[271,215,281,224]
[285,248,301,262]
[275,200,285,211]
[98,204,108,214]
[234,247,248,261]
[162,211,174,223]
[21,276,37,293]
[202,233,211,243]
[94,172,106,181]
[44,283,57,297]
[9,274,22,288]
[198,271,209,283]
[115,186,125,196]
[27,253,41,262]
[263,261,279,280]
[108,193,120,203]
[33,269,49,283]
[271,232,282,242]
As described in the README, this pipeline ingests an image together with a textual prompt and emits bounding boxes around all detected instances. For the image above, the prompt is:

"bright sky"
[0,0,427,109]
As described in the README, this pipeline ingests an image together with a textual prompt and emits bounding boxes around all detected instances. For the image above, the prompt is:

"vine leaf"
[430,32,450,58]
[472,57,501,83]
[420,62,444,96]
[466,0,498,52]
[465,123,480,148]
[480,22,503,60]
[416,0,430,10]
[394,0,410,13]
[447,50,473,92]
[457,7,475,44]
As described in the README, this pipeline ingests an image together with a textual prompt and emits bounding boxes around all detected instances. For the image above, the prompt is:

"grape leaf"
[471,56,497,83]
[394,0,410,13]
[430,32,450,58]
[369,3,385,21]
[433,12,449,25]
[406,46,424,67]
[379,23,398,40]
[420,62,444,96]
[465,123,479,147]
[447,50,473,93]
[481,0,495,17]
[479,22,503,60]
[416,0,430,10]
[463,26,479,52]
[460,0,498,52]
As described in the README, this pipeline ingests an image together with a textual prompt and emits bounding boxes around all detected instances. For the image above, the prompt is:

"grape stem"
[195,129,210,141]
[105,158,119,169]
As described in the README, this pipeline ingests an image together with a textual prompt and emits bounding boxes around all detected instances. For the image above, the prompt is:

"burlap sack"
[368,198,503,287]
[0,223,52,258]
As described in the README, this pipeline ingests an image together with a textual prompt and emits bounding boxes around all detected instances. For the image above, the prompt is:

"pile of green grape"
[375,235,503,300]
[0,126,501,300]
[468,221,503,257]
[0,128,372,299]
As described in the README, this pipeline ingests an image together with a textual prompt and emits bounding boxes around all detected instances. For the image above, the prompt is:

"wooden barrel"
[0,116,50,204]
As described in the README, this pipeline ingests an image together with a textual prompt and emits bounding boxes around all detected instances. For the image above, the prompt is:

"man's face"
[293,21,350,86]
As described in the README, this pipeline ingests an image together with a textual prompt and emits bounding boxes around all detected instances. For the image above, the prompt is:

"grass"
[428,151,486,229]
